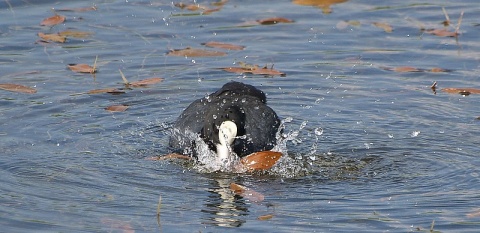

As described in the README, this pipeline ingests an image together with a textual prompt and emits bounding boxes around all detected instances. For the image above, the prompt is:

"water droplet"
[213,115,217,119]
[314,127,323,136]
[299,121,308,130]
[388,134,394,138]
[411,131,420,137]
[241,98,246,103]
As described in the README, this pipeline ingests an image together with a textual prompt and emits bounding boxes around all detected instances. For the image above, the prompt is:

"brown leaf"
[40,14,66,26]
[221,64,286,76]
[257,17,294,25]
[174,3,204,11]
[68,64,97,73]
[105,105,129,112]
[38,32,66,43]
[293,0,348,14]
[58,30,94,38]
[167,47,226,57]
[0,83,37,94]
[230,183,265,203]
[430,67,450,73]
[442,88,480,96]
[240,151,282,170]
[381,66,422,72]
[425,28,459,37]
[373,22,393,33]
[257,214,274,221]
[87,88,125,94]
[147,153,193,161]
[202,41,245,50]
[128,77,164,87]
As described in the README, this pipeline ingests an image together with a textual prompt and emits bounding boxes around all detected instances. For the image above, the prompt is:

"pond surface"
[1,0,480,232]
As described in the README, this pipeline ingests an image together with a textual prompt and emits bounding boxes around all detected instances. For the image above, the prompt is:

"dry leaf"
[167,47,226,57]
[57,6,97,12]
[87,88,125,94]
[0,83,37,94]
[38,32,66,43]
[442,88,480,95]
[202,41,245,50]
[221,65,286,76]
[105,105,129,112]
[257,214,274,221]
[58,30,94,38]
[430,67,450,73]
[257,17,294,25]
[40,14,66,26]
[373,22,393,33]
[240,151,282,170]
[129,77,164,87]
[293,0,348,14]
[68,64,97,73]
[425,28,459,37]
[230,183,265,203]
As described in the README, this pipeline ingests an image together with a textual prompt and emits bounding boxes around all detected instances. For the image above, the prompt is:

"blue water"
[1,0,480,232]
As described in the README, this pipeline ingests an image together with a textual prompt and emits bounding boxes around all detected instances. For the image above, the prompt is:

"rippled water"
[1,0,480,232]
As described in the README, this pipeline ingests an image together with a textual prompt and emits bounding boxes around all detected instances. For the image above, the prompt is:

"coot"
[169,81,281,162]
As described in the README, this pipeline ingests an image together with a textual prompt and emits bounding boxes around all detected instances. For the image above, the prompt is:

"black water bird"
[169,81,281,161]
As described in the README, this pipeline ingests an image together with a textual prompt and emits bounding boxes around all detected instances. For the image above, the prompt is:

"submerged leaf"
[128,77,164,87]
[58,30,94,38]
[167,47,227,57]
[240,151,282,170]
[425,28,459,37]
[0,83,37,94]
[257,17,294,25]
[105,105,129,112]
[221,64,286,76]
[38,32,66,43]
[373,22,393,33]
[258,214,274,221]
[68,64,97,73]
[40,14,66,26]
[87,88,125,94]
[230,183,265,203]
[202,41,245,50]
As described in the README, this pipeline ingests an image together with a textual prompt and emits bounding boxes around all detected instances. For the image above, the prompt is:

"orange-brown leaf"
[0,83,37,94]
[241,151,282,170]
[167,47,226,57]
[68,64,97,73]
[430,67,450,73]
[202,41,245,50]
[257,17,294,25]
[129,77,164,87]
[257,214,274,221]
[40,14,66,26]
[230,183,265,203]
[87,88,125,94]
[38,32,66,43]
[221,65,286,76]
[425,28,459,37]
[442,88,480,95]
[293,0,348,14]
[373,22,393,33]
[58,30,94,38]
[105,105,129,112]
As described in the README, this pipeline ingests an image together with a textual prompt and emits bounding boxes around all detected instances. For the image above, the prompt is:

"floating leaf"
[40,14,66,26]
[240,151,282,170]
[0,83,37,94]
[221,64,286,76]
[257,17,294,25]
[258,214,274,221]
[68,64,97,73]
[57,6,97,12]
[425,28,459,37]
[202,41,245,50]
[167,47,226,57]
[147,153,193,161]
[105,105,129,112]
[230,183,265,203]
[381,66,422,72]
[129,77,164,87]
[38,32,66,43]
[373,22,393,33]
[58,30,94,38]
[442,88,480,96]
[293,0,348,14]
[87,88,125,94]
[174,2,204,11]
[430,67,450,73]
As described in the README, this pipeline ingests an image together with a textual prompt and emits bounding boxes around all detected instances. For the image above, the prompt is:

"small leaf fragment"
[40,14,66,26]
[68,64,97,73]
[105,105,129,112]
[373,22,393,33]
[257,17,294,25]
[167,47,226,57]
[258,214,274,221]
[202,41,245,50]
[38,32,66,43]
[0,83,37,94]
